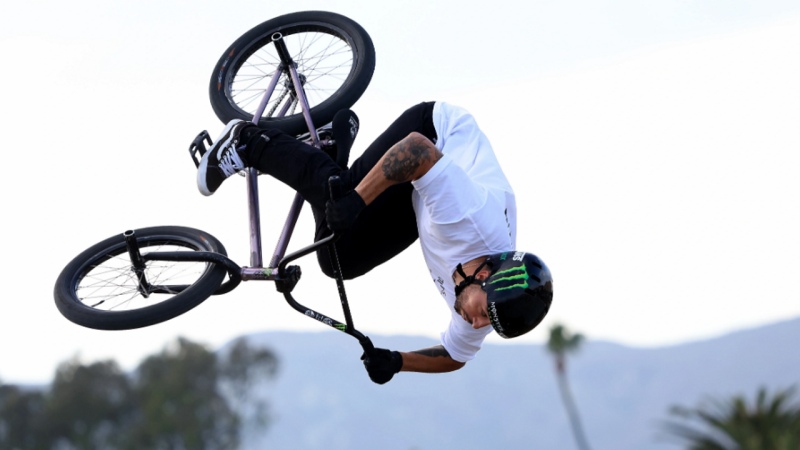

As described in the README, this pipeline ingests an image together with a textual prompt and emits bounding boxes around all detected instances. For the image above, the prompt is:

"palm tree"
[547,323,592,450]
[663,386,800,450]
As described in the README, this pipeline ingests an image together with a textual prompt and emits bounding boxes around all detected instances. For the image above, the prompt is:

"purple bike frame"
[238,32,320,280]
[226,32,374,352]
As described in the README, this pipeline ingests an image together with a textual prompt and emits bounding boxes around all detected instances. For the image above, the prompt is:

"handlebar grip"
[360,336,375,354]
[328,175,344,201]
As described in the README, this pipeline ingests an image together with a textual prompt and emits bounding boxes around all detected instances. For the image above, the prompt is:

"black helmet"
[483,251,553,338]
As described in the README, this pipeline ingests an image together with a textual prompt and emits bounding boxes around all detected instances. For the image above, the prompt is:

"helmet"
[483,251,553,338]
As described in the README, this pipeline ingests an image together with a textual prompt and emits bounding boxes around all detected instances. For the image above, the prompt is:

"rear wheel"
[209,11,375,136]
[54,226,227,330]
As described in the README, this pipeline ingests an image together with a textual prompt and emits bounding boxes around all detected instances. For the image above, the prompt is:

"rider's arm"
[357,135,461,373]
[355,132,442,205]
[400,345,466,373]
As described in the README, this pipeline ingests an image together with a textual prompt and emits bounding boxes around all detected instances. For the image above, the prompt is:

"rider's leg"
[313,101,438,279]
[196,112,357,200]
[246,129,341,208]
[245,101,437,279]
[330,109,359,169]
[247,102,436,208]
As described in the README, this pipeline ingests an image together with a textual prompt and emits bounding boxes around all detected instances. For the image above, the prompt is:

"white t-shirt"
[411,102,517,362]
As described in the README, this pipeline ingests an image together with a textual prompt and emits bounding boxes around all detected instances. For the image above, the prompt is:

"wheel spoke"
[229,31,355,116]
[75,245,209,312]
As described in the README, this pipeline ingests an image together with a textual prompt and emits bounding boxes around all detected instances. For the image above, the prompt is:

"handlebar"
[275,176,374,354]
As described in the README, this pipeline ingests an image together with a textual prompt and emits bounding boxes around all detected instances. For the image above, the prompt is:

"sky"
[1,0,799,383]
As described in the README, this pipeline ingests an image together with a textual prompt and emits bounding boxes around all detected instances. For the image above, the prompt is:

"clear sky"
[2,0,799,383]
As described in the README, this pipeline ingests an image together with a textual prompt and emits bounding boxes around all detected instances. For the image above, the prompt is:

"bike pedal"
[275,265,302,293]
[188,130,212,168]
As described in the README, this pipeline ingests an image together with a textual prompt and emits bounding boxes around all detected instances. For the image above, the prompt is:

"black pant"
[249,102,438,279]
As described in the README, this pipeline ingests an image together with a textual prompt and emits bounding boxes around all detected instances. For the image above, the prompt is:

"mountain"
[226,317,800,450]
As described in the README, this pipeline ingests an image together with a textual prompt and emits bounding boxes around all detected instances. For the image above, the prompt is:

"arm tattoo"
[411,345,451,358]
[381,135,441,182]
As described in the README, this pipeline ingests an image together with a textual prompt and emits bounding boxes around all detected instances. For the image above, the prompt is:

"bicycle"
[53,11,378,354]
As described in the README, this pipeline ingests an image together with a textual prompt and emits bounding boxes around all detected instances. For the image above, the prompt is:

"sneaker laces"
[218,144,246,177]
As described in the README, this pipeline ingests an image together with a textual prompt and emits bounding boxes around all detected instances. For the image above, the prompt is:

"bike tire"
[209,10,375,136]
[54,226,228,330]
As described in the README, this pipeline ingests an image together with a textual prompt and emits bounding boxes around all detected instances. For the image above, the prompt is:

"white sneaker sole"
[197,120,245,196]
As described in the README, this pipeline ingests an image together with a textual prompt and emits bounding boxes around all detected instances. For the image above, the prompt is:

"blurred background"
[1,0,799,448]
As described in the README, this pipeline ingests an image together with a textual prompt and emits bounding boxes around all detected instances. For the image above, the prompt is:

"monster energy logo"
[488,301,506,337]
[335,324,347,332]
[489,265,529,292]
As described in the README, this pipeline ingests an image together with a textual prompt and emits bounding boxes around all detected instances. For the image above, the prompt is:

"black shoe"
[330,109,359,169]
[197,119,258,196]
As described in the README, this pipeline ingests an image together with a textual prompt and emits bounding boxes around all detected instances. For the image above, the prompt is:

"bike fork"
[124,230,151,298]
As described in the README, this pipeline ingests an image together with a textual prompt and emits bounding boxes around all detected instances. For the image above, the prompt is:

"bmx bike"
[53,11,377,353]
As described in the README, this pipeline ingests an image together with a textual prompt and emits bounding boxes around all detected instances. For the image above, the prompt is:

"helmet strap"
[454,259,490,297]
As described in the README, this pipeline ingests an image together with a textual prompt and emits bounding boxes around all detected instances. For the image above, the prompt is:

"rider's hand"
[325,190,366,232]
[361,348,403,384]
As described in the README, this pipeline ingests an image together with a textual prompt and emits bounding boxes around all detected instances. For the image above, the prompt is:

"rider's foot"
[197,119,260,196]
[330,109,359,169]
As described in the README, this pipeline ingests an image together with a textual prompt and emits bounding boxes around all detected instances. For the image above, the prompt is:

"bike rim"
[224,23,357,122]
[74,240,213,312]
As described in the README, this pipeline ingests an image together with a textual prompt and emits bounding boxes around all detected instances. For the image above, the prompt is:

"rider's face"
[454,286,491,330]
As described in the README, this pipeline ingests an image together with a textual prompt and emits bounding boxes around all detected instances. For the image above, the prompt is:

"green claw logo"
[335,324,347,332]
[489,265,529,292]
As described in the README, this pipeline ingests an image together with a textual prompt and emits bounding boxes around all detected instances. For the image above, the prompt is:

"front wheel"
[209,10,375,136]
[54,226,228,330]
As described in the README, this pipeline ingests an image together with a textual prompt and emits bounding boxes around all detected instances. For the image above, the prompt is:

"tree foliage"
[547,323,585,373]
[663,386,800,450]
[0,337,278,450]
[0,383,47,449]
[45,359,133,449]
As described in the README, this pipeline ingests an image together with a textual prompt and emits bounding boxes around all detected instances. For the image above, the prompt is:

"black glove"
[361,348,403,384]
[325,190,366,232]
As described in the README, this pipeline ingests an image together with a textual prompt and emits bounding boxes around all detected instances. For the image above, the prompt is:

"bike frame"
[221,33,373,352]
